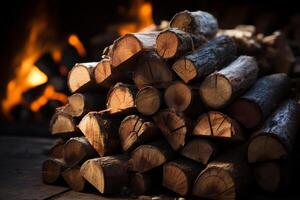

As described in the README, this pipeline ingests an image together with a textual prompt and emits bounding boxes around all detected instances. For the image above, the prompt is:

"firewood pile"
[42,10,300,199]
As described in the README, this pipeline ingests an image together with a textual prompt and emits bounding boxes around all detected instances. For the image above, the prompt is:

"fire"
[118,0,154,36]
[68,34,87,57]
[30,85,67,112]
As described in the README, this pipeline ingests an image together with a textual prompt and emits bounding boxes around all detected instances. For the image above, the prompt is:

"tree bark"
[135,86,162,116]
[172,36,236,83]
[228,73,290,128]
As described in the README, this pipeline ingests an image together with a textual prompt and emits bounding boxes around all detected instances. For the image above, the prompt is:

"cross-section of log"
[62,167,87,192]
[110,32,158,67]
[153,109,190,150]
[64,137,98,166]
[247,100,299,163]
[119,115,161,152]
[135,86,161,115]
[49,140,64,159]
[199,56,258,109]
[68,62,99,93]
[80,155,129,194]
[156,28,207,59]
[130,173,153,195]
[94,56,113,88]
[192,146,252,200]
[163,158,203,196]
[254,161,288,193]
[63,93,106,117]
[49,111,77,135]
[172,36,236,83]
[42,159,66,184]
[78,112,121,156]
[170,10,218,39]
[133,51,173,89]
[180,138,216,165]
[129,140,175,173]
[228,73,290,129]
[106,83,138,114]
[193,111,243,140]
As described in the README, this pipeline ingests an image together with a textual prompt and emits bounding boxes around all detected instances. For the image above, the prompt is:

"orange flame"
[30,85,67,112]
[68,34,87,57]
[118,0,154,36]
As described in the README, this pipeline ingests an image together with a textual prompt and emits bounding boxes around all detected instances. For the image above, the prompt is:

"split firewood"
[254,161,289,193]
[156,28,207,59]
[80,155,129,194]
[199,56,258,109]
[130,173,153,195]
[62,167,87,192]
[135,86,162,116]
[153,109,191,150]
[192,146,252,200]
[133,51,173,89]
[170,10,218,39]
[247,99,299,163]
[172,36,236,83]
[68,62,100,93]
[42,159,66,184]
[129,140,175,173]
[164,81,203,114]
[49,140,64,159]
[228,73,290,129]
[109,32,159,67]
[119,115,161,152]
[63,93,106,118]
[163,158,204,196]
[78,112,121,156]
[193,111,243,140]
[64,137,98,166]
[180,138,216,165]
[49,110,77,135]
[106,83,138,114]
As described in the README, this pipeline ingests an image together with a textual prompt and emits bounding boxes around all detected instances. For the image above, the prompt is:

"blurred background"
[0,0,300,137]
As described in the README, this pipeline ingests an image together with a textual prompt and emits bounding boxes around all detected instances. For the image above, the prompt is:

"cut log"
[228,73,290,128]
[119,115,161,152]
[42,159,66,184]
[129,140,175,172]
[193,111,243,140]
[49,140,64,159]
[163,158,203,196]
[106,83,138,114]
[80,155,129,194]
[164,81,203,114]
[110,32,158,67]
[94,56,113,87]
[199,56,258,109]
[64,137,98,166]
[130,173,153,195]
[78,112,121,156]
[170,10,218,39]
[180,138,216,165]
[63,93,106,117]
[67,62,100,93]
[172,36,236,83]
[62,167,87,192]
[156,28,207,59]
[49,111,77,135]
[247,99,299,163]
[135,86,161,116]
[153,109,190,150]
[192,146,252,200]
[133,51,173,89]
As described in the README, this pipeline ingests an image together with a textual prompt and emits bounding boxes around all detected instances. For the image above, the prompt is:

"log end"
[254,162,281,192]
[62,167,85,192]
[135,86,161,115]
[172,58,197,83]
[156,30,179,59]
[42,159,64,184]
[68,64,92,93]
[64,138,87,166]
[50,112,76,135]
[94,57,112,85]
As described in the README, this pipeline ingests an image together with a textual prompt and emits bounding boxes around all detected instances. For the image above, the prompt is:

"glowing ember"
[118,0,154,36]
[68,34,87,57]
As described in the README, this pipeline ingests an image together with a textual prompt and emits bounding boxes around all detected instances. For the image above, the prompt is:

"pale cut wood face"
[64,93,85,117]
[68,66,91,93]
[135,86,160,115]
[156,31,179,58]
[172,59,197,83]
[95,58,112,83]
[170,11,192,33]
[107,85,135,114]
[51,113,75,134]
[163,163,188,196]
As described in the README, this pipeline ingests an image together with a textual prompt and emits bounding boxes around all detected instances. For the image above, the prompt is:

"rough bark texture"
[199,56,258,108]
[228,73,290,128]
[247,99,300,163]
[135,86,162,116]
[172,36,236,83]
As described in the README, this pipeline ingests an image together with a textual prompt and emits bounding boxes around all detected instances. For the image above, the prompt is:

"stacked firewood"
[42,10,299,199]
